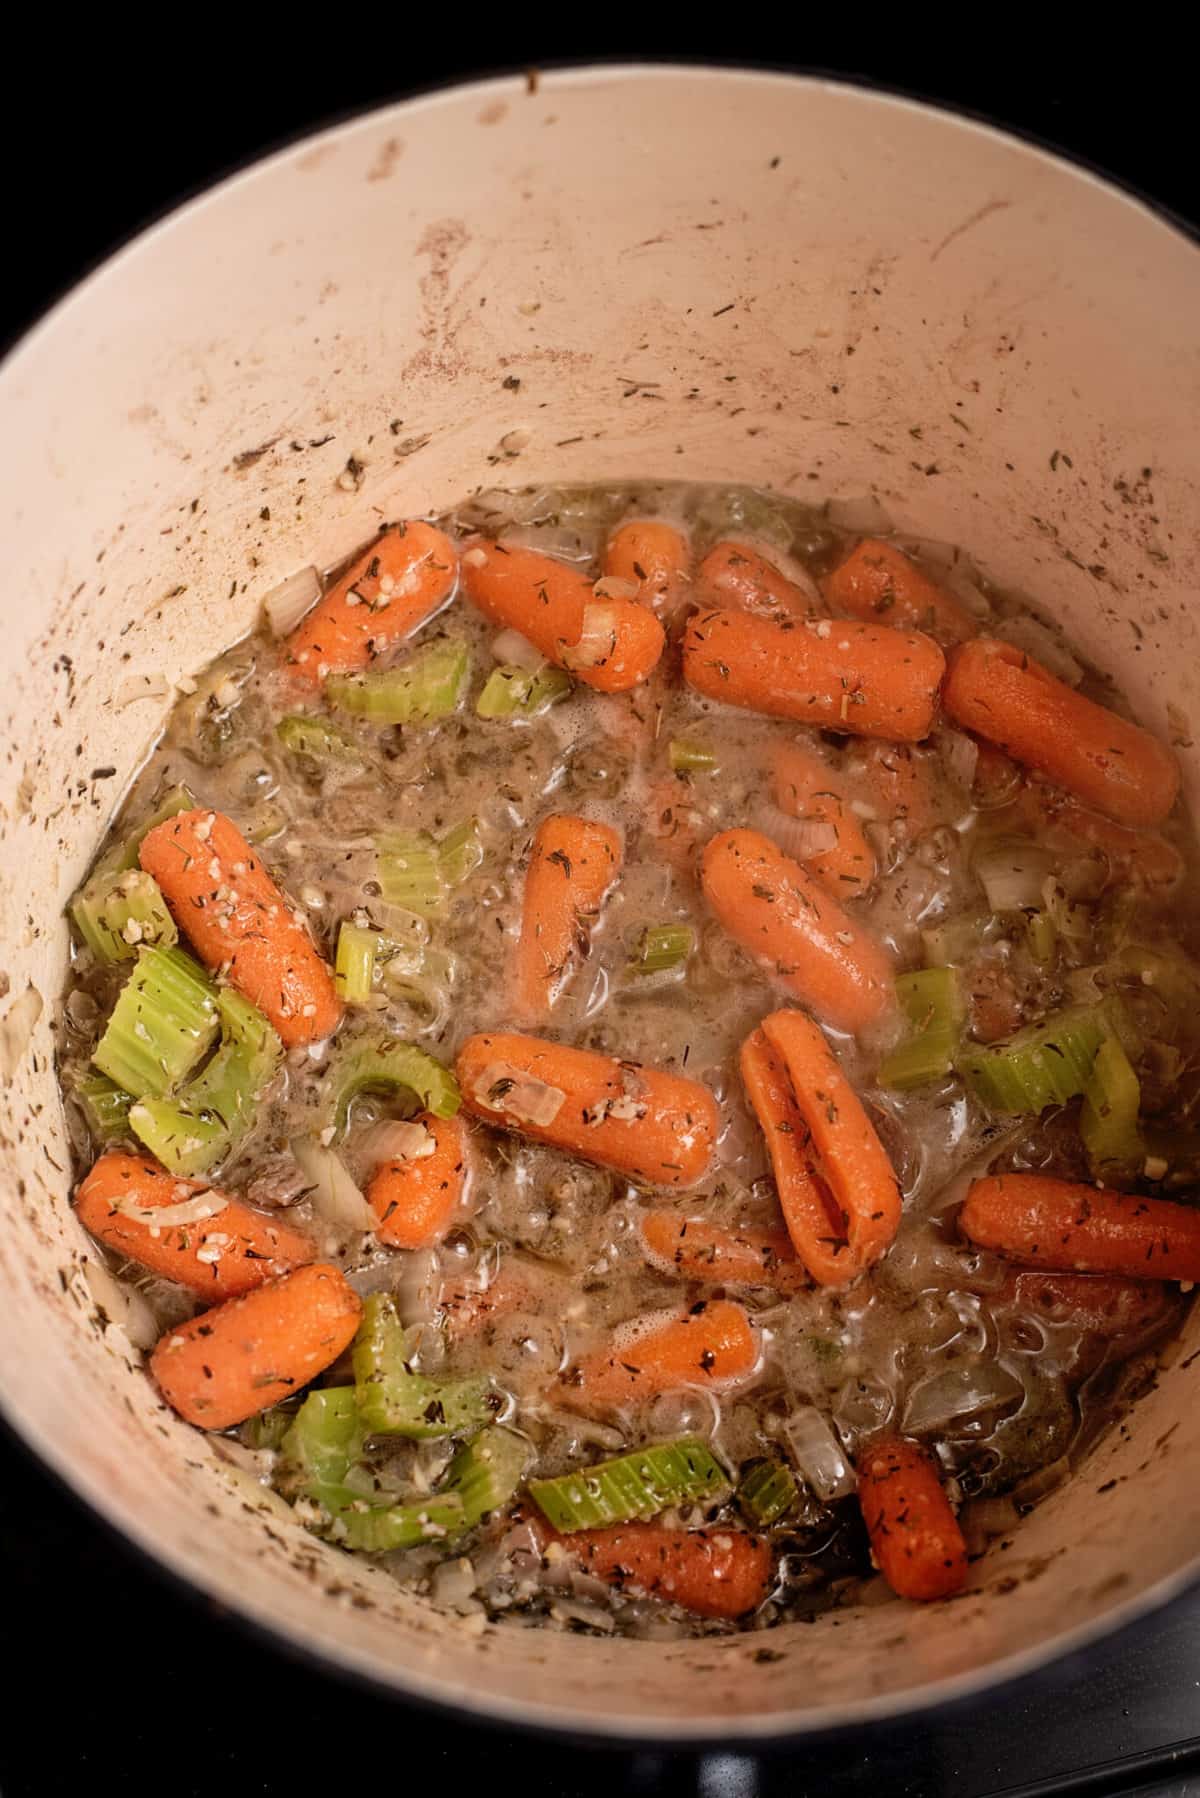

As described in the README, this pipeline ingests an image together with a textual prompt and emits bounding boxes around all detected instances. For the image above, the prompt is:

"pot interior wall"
[2,68,1199,1737]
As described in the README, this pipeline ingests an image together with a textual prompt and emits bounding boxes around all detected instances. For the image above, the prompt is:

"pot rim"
[3,61,1198,1745]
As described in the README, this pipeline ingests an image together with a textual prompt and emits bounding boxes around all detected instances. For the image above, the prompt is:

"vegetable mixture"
[57,481,1198,1637]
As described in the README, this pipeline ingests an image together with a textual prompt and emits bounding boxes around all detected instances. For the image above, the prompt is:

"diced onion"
[491,628,546,671]
[973,839,1054,912]
[560,603,619,672]
[263,566,321,637]
[826,493,895,536]
[111,1190,228,1228]
[0,985,43,1080]
[474,1061,565,1127]
[360,1119,436,1169]
[938,729,979,793]
[752,802,838,865]
[83,1258,159,1351]
[782,1405,857,1501]
[290,1136,376,1233]
[995,614,1083,686]
[902,1363,1024,1436]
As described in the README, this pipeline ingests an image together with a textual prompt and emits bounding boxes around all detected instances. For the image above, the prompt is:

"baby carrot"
[150,1262,362,1429]
[550,1523,772,1618]
[456,1031,717,1187]
[605,520,692,620]
[740,1027,853,1286]
[858,1435,968,1601]
[996,1269,1173,1338]
[943,639,1180,828]
[561,1298,758,1412]
[640,1209,810,1295]
[366,1113,468,1249]
[515,815,623,1016]
[441,1257,573,1339]
[770,742,875,898]
[683,607,944,742]
[1047,800,1184,891]
[75,1151,315,1300]
[462,539,665,692]
[701,829,893,1032]
[824,539,976,644]
[961,1174,1200,1282]
[286,522,459,687]
[140,808,341,1048]
[698,540,817,622]
[754,1009,903,1282]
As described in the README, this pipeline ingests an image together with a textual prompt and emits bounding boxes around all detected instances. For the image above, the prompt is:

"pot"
[1,65,1198,1742]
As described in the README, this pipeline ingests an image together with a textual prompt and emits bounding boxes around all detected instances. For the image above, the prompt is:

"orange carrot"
[605,520,692,621]
[858,1435,968,1601]
[515,815,623,1017]
[683,607,944,742]
[561,1298,758,1412]
[744,1010,903,1284]
[640,1209,809,1295]
[996,1269,1173,1338]
[770,742,875,898]
[961,1174,1200,1282]
[698,540,817,621]
[851,741,943,846]
[366,1114,469,1249]
[150,1263,361,1429]
[456,1031,717,1187]
[462,539,665,692]
[441,1257,573,1339]
[140,808,342,1049]
[75,1151,315,1300]
[824,538,975,643]
[549,1523,772,1618]
[701,829,893,1032]
[286,522,458,687]
[943,639,1180,828]
[1046,800,1184,891]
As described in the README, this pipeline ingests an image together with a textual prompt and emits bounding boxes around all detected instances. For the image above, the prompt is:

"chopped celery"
[106,785,197,875]
[958,1003,1110,1115]
[630,923,695,976]
[279,1387,366,1513]
[443,1426,529,1528]
[880,968,963,1091]
[528,1437,728,1532]
[128,988,283,1175]
[74,1072,134,1141]
[275,714,361,761]
[326,640,469,726]
[71,868,178,964]
[376,820,481,917]
[437,818,483,888]
[335,924,381,1005]
[737,1457,798,1528]
[476,664,572,719]
[1023,909,1058,967]
[338,1492,467,1553]
[91,946,220,1098]
[1080,1033,1144,1178]
[327,1029,460,1134]
[338,1426,529,1553]
[242,1406,296,1452]
[352,1294,495,1440]
[669,739,718,774]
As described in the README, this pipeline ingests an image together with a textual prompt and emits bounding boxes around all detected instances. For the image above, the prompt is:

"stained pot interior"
[2,68,1199,1738]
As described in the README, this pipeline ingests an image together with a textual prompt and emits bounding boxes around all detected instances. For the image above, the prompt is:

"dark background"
[2,32,1198,1798]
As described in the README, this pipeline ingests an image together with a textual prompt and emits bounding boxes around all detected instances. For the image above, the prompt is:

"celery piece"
[335,924,381,1005]
[630,923,696,976]
[275,715,361,762]
[327,1028,460,1134]
[880,968,963,1092]
[338,1426,528,1553]
[669,739,718,774]
[1080,1033,1144,1177]
[279,1387,366,1514]
[92,946,220,1098]
[377,830,444,917]
[957,1003,1109,1115]
[476,664,572,719]
[128,988,283,1176]
[74,1073,134,1141]
[243,1406,296,1452]
[737,1457,798,1528]
[71,868,178,965]
[352,1294,495,1440]
[1023,909,1058,967]
[437,818,483,888]
[528,1437,728,1532]
[444,1425,529,1528]
[106,785,197,875]
[326,640,469,726]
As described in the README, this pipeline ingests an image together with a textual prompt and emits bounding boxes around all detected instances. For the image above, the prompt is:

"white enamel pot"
[2,66,1199,1742]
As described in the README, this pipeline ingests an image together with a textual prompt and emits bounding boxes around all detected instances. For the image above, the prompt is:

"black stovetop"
[2,30,1197,1797]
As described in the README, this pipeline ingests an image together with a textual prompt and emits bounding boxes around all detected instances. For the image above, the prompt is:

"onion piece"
[752,801,839,865]
[995,614,1083,687]
[560,603,619,672]
[290,1136,376,1233]
[938,729,979,793]
[83,1258,159,1351]
[782,1405,857,1501]
[826,493,895,536]
[973,838,1054,912]
[360,1119,436,1170]
[111,1190,228,1229]
[473,1062,565,1127]
[491,628,546,671]
[902,1363,1024,1436]
[262,565,321,637]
